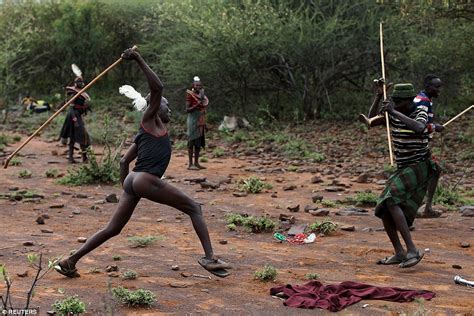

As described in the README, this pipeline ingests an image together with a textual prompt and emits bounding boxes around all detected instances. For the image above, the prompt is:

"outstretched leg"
[423,167,441,217]
[378,212,406,264]
[68,143,76,163]
[133,173,213,258]
[188,145,194,169]
[57,189,140,273]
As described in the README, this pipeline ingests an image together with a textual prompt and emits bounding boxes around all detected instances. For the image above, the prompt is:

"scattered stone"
[310,176,324,184]
[169,282,190,288]
[61,191,72,195]
[171,265,180,271]
[355,173,370,183]
[325,186,345,192]
[362,227,373,233]
[275,178,284,183]
[307,167,319,174]
[105,264,118,272]
[309,209,330,217]
[36,216,45,225]
[41,213,50,219]
[23,241,34,246]
[201,289,210,293]
[287,204,300,212]
[77,237,87,243]
[219,239,228,245]
[180,272,192,278]
[283,185,297,191]
[279,214,296,224]
[184,177,207,183]
[459,206,474,217]
[200,181,219,189]
[49,204,64,209]
[51,150,58,156]
[304,205,318,212]
[17,271,28,277]
[452,264,462,269]
[233,192,248,197]
[336,207,369,216]
[156,218,163,222]
[271,193,278,198]
[312,195,324,203]
[341,225,355,232]
[73,193,88,199]
[105,193,119,203]
[46,311,56,315]
[107,272,120,277]
[90,205,100,210]
[73,209,81,215]
[9,187,19,191]
[460,242,470,248]
[376,180,385,185]
[94,199,106,204]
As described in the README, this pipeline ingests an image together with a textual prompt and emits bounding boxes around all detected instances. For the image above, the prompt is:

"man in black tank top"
[55,48,231,279]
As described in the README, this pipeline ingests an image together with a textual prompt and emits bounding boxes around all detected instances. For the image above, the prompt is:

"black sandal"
[54,261,80,278]
[198,257,231,278]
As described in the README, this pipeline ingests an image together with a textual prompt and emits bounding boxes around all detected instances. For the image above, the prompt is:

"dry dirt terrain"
[0,120,473,315]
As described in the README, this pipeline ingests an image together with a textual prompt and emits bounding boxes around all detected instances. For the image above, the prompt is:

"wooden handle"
[443,105,473,127]
[380,22,394,166]
[3,45,138,169]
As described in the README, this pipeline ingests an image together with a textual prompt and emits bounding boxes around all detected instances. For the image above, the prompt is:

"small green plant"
[18,169,32,178]
[238,176,272,194]
[305,273,320,280]
[226,213,275,233]
[111,286,156,307]
[88,267,101,274]
[212,147,225,157]
[174,140,188,150]
[200,156,208,163]
[45,168,60,178]
[287,165,298,172]
[122,269,138,280]
[127,236,160,248]
[52,295,86,315]
[254,265,278,281]
[9,157,22,166]
[12,135,22,142]
[353,191,378,206]
[433,183,464,209]
[309,218,338,235]
[321,199,337,207]
[112,255,122,261]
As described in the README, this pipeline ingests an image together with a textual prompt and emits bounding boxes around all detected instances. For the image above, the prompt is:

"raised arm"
[121,49,163,123]
[382,100,426,134]
[119,143,138,185]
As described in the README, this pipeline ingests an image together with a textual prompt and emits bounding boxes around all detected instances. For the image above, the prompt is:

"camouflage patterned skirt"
[375,158,439,226]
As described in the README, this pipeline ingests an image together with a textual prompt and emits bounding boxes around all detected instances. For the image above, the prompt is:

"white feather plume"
[193,76,200,82]
[119,85,147,111]
[71,64,82,78]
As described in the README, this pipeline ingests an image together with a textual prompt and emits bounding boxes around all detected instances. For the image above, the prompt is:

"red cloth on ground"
[270,281,435,312]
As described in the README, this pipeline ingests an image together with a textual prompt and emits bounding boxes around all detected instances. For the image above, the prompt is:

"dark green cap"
[391,83,416,99]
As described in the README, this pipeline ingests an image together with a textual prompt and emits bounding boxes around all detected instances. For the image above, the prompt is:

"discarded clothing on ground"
[270,280,435,312]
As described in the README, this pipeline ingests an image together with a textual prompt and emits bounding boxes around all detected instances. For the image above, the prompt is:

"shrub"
[254,265,277,281]
[127,236,161,248]
[433,183,464,209]
[174,140,188,150]
[238,176,272,193]
[226,213,275,233]
[212,147,225,157]
[122,269,138,280]
[111,286,156,307]
[52,295,86,315]
[112,255,122,261]
[18,169,32,178]
[353,191,378,206]
[45,168,60,178]
[309,218,337,235]
[321,200,337,208]
[9,157,22,166]
[200,156,208,162]
[305,273,320,280]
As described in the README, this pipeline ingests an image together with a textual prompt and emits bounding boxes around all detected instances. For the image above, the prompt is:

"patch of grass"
[45,168,60,178]
[309,218,338,235]
[305,273,320,280]
[433,183,464,209]
[212,147,225,157]
[0,133,13,147]
[88,267,101,274]
[287,165,298,172]
[122,269,138,280]
[254,265,278,282]
[12,135,22,142]
[174,140,188,150]
[352,191,378,206]
[282,138,325,162]
[18,169,32,178]
[127,236,161,248]
[9,157,22,166]
[52,295,86,315]
[226,213,275,233]
[200,156,208,163]
[111,286,156,307]
[321,200,337,208]
[112,255,122,261]
[238,176,272,194]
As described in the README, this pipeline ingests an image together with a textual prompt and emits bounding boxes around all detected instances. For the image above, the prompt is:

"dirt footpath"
[0,133,473,315]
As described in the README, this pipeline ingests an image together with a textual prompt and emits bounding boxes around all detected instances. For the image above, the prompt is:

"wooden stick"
[443,105,474,127]
[3,46,137,169]
[380,22,395,166]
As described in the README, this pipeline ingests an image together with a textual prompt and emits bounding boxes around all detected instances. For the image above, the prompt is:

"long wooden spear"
[443,105,474,127]
[380,22,395,166]
[3,45,137,169]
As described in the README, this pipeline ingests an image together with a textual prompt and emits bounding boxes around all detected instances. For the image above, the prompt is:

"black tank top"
[133,124,172,177]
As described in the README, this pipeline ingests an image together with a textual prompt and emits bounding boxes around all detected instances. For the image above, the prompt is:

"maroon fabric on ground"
[270,281,435,312]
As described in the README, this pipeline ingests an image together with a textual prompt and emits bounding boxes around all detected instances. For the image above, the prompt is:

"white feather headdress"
[193,76,200,82]
[119,85,147,111]
[71,64,82,78]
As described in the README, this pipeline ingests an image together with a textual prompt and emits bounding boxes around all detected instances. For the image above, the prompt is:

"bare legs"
[423,168,441,217]
[188,144,204,169]
[59,172,215,271]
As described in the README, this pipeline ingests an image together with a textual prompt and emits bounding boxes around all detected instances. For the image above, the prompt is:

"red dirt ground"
[0,121,473,315]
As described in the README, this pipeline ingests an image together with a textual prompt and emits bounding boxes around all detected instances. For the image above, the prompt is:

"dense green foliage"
[0,0,472,121]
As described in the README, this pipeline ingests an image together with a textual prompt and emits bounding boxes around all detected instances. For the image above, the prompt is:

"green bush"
[433,183,464,209]
[52,295,86,315]
[18,169,32,178]
[45,168,60,178]
[305,273,320,280]
[321,200,337,208]
[122,269,138,280]
[238,176,272,194]
[111,286,156,307]
[309,219,337,235]
[353,191,378,206]
[9,157,22,166]
[226,213,275,233]
[127,236,161,248]
[254,265,277,282]
[212,147,225,157]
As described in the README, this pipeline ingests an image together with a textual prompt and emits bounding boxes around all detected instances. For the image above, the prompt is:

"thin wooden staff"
[380,22,395,166]
[3,45,137,169]
[443,105,473,127]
